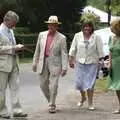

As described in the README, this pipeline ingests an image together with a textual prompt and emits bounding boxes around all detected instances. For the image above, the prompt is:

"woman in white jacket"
[69,21,104,110]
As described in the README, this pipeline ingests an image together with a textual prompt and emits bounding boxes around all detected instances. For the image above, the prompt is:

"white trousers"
[39,57,60,105]
[0,64,22,115]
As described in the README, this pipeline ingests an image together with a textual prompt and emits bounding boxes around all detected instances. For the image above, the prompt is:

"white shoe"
[112,110,120,114]
[88,105,95,110]
[77,102,83,107]
[77,97,86,107]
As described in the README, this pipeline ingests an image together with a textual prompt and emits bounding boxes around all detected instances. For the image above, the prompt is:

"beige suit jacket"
[33,31,68,74]
[0,33,18,72]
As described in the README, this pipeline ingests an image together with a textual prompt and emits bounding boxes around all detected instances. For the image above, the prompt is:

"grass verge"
[19,57,32,63]
[95,77,108,93]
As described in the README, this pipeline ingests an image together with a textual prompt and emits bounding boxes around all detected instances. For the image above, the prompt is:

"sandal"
[88,105,95,110]
[77,97,86,107]
[112,110,120,114]
[48,104,56,113]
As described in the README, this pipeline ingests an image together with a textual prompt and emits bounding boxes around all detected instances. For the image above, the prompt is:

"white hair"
[4,10,19,23]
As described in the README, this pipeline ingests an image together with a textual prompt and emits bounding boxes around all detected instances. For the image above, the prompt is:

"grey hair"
[4,10,19,23]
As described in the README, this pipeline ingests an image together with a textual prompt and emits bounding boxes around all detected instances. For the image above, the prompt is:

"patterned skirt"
[75,62,98,91]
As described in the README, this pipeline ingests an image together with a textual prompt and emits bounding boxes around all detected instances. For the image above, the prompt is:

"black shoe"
[0,114,10,119]
[13,113,28,117]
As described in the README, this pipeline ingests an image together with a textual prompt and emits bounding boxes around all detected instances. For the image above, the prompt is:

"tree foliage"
[110,0,120,15]
[81,12,100,23]
[87,0,120,16]
[87,0,105,10]
[0,0,87,33]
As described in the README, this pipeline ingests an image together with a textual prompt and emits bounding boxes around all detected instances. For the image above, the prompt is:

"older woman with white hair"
[107,19,120,114]
[0,10,27,118]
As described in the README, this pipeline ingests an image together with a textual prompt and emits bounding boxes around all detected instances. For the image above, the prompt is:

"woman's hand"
[108,62,112,70]
[69,56,75,68]
[69,61,74,68]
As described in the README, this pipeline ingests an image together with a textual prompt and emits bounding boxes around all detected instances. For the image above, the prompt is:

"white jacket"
[69,31,104,64]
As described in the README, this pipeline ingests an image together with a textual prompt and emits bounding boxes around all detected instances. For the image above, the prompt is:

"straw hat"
[45,15,61,24]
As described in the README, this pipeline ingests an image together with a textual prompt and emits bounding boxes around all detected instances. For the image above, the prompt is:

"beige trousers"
[39,57,60,105]
[0,62,22,115]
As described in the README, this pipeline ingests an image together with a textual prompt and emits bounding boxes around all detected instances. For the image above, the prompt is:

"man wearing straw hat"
[32,15,68,113]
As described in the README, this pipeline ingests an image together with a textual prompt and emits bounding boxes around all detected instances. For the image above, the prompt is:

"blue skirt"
[75,62,98,91]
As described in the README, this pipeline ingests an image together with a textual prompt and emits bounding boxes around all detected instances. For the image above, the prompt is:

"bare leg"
[116,90,120,106]
[80,90,86,102]
[77,90,86,107]
[113,90,120,114]
[87,89,93,105]
[87,89,95,110]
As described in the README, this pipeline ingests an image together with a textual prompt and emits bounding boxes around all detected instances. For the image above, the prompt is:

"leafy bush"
[15,33,38,58]
[13,27,30,34]
[80,12,100,25]
[64,32,74,51]
[15,33,38,44]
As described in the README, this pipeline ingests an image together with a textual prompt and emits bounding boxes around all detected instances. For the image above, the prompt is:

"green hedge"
[15,33,38,58]
[16,33,38,44]
[14,27,30,34]
[64,32,74,51]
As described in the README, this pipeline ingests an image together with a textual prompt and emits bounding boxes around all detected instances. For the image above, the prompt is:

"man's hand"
[15,44,24,50]
[32,65,37,72]
[61,70,67,77]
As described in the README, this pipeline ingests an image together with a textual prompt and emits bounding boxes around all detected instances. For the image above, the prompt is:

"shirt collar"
[1,23,11,33]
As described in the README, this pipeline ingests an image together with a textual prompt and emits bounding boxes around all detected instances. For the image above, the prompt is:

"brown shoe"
[13,113,28,117]
[0,114,10,119]
[48,105,56,113]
